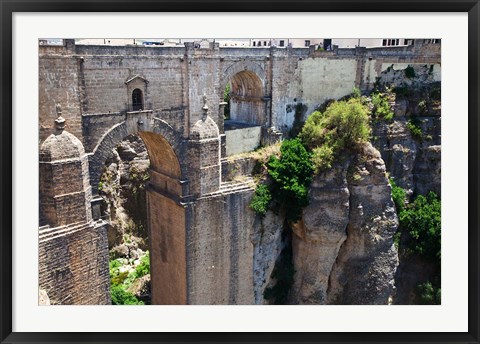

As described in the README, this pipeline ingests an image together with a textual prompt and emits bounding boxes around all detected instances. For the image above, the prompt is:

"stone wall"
[187,189,256,304]
[39,221,110,305]
[225,126,261,156]
[40,40,441,150]
[147,188,187,304]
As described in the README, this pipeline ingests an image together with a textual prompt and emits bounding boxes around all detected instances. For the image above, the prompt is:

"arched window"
[132,88,143,111]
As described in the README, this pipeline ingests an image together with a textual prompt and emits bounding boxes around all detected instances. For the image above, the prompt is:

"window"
[263,41,267,46]
[305,40,311,47]
[279,40,284,47]
[383,39,387,46]
[132,89,143,111]
[253,41,256,47]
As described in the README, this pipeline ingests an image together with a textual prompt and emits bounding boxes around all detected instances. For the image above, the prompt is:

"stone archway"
[222,61,267,126]
[89,118,187,305]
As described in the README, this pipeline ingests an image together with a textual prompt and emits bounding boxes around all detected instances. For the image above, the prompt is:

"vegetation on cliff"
[390,178,441,304]
[299,97,371,173]
[250,138,313,222]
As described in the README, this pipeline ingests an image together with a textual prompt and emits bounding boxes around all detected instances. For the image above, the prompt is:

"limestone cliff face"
[290,143,399,304]
[373,112,441,198]
[252,211,285,304]
[290,160,350,304]
[373,66,441,198]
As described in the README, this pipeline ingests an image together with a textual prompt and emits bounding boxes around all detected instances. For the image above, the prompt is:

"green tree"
[399,192,441,260]
[267,138,314,222]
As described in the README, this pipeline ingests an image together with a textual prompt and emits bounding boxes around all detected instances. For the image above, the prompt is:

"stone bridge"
[38,39,441,304]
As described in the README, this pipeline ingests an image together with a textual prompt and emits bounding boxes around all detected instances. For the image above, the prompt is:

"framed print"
[1,1,479,343]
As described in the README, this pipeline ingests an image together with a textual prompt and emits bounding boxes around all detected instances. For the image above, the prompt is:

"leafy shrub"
[134,251,150,279]
[300,98,371,173]
[407,118,423,140]
[311,145,335,171]
[399,192,441,260]
[110,284,144,305]
[416,281,441,305]
[371,92,394,121]
[267,139,314,222]
[404,65,416,78]
[389,178,406,212]
[352,87,361,98]
[250,184,272,216]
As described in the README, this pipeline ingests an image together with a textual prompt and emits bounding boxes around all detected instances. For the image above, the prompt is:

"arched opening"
[223,70,265,156]
[97,130,186,305]
[132,88,143,111]
[99,134,151,304]
[225,70,265,126]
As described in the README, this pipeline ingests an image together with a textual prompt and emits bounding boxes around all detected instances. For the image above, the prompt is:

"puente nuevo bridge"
[38,39,441,305]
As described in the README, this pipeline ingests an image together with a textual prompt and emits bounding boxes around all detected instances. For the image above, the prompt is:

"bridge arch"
[221,61,268,126]
[89,118,188,304]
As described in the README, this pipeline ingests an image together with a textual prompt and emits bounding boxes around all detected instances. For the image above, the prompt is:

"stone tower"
[38,106,110,305]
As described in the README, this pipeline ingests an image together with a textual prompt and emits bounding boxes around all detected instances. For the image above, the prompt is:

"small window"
[132,88,143,111]
[279,40,284,47]
[305,40,310,47]
[383,39,387,46]
[253,41,256,47]
[263,41,267,46]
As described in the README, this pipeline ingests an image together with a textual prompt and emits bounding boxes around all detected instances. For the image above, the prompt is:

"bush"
[407,118,423,140]
[300,98,371,173]
[267,139,314,222]
[352,87,361,98]
[389,178,406,212]
[110,284,144,305]
[399,192,441,260]
[371,92,394,121]
[134,251,150,278]
[250,184,272,216]
[405,65,416,78]
[416,281,441,305]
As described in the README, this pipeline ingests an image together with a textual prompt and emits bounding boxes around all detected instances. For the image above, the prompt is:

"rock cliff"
[290,143,399,304]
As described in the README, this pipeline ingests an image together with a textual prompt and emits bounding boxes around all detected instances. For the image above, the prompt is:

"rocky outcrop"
[290,143,399,304]
[289,159,350,304]
[327,143,399,304]
[373,68,441,198]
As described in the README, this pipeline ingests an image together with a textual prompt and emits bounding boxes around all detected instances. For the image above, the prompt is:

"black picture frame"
[1,1,479,343]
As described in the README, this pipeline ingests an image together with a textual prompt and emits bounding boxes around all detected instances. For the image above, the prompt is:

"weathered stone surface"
[327,143,399,304]
[290,160,350,304]
[252,211,284,304]
[290,144,399,305]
